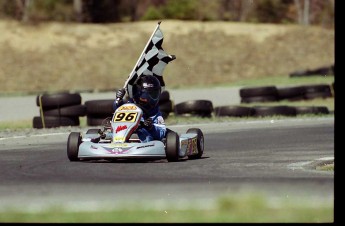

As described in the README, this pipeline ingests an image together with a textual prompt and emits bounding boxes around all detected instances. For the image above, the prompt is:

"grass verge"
[0,192,333,223]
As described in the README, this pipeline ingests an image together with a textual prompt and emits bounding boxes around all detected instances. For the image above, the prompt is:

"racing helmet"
[132,75,161,112]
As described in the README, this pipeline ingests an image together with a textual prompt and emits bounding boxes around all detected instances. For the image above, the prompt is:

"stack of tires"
[159,90,174,119]
[214,106,254,117]
[85,99,115,126]
[240,84,333,103]
[174,100,213,118]
[240,86,279,103]
[34,92,86,128]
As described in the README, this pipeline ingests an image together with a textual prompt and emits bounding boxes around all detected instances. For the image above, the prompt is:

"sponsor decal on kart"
[187,138,198,155]
[113,112,138,122]
[108,143,129,148]
[118,105,137,111]
[105,147,129,155]
[116,125,127,133]
[113,136,125,142]
[136,144,155,149]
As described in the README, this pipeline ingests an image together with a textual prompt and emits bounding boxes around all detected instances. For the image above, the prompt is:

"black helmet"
[133,75,161,112]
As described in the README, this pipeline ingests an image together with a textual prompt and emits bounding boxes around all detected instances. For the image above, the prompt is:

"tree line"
[0,0,334,27]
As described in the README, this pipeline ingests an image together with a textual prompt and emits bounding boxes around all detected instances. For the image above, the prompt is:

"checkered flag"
[125,21,176,98]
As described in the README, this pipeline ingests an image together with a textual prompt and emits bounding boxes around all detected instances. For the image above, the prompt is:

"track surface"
[0,117,334,212]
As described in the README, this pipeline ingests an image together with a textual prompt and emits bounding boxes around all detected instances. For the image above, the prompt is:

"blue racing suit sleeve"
[137,107,167,142]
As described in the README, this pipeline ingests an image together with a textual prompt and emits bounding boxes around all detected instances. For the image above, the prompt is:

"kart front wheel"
[165,129,179,162]
[67,132,82,161]
[186,128,204,159]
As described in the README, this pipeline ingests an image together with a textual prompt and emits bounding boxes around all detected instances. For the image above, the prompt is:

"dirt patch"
[0,19,334,94]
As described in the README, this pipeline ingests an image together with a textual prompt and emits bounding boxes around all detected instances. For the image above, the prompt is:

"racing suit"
[113,99,166,143]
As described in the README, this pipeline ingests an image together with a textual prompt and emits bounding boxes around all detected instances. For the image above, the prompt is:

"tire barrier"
[252,105,297,117]
[289,65,334,77]
[240,83,333,103]
[174,100,213,118]
[159,90,174,119]
[240,86,279,103]
[85,99,114,126]
[33,92,84,128]
[294,106,330,115]
[214,106,255,117]
[214,105,329,118]
[32,87,333,129]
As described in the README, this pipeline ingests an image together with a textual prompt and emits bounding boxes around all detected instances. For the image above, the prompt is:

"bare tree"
[15,0,31,22]
[73,0,83,22]
[294,0,310,25]
[303,0,310,25]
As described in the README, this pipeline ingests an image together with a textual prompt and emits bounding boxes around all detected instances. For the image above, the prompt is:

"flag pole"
[122,21,162,89]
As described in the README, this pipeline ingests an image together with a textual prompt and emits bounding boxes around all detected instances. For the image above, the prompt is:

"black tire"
[186,128,204,159]
[42,104,87,117]
[87,115,113,126]
[67,132,81,161]
[304,92,332,100]
[239,86,278,98]
[295,106,329,115]
[241,95,278,103]
[159,100,174,113]
[165,129,179,162]
[253,106,297,117]
[33,116,80,129]
[159,90,170,103]
[36,92,82,110]
[175,100,213,116]
[214,106,254,117]
[277,86,306,100]
[85,99,115,116]
[161,111,170,120]
[303,84,332,94]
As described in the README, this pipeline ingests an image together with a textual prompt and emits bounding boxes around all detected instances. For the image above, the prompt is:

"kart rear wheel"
[186,128,204,159]
[165,129,179,162]
[67,132,82,161]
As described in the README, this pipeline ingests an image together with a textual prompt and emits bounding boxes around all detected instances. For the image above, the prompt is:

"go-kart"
[67,102,204,162]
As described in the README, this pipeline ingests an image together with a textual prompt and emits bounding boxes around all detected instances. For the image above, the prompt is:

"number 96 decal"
[113,112,138,122]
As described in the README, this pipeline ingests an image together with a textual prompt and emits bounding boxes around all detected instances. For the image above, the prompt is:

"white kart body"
[76,103,201,160]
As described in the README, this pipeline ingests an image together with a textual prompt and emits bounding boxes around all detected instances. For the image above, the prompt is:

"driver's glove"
[142,118,154,130]
[116,88,126,100]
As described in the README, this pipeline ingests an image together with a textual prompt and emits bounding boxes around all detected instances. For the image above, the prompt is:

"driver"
[113,75,166,143]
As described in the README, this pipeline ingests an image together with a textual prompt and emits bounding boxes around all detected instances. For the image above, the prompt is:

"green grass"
[0,193,333,223]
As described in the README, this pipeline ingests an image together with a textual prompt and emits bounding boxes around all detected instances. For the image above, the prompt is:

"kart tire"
[165,129,179,162]
[67,132,81,161]
[186,128,204,159]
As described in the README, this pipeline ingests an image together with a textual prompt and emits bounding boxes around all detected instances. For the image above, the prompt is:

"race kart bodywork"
[67,103,204,162]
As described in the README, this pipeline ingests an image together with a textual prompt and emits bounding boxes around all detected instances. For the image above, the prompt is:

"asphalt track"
[0,117,334,213]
